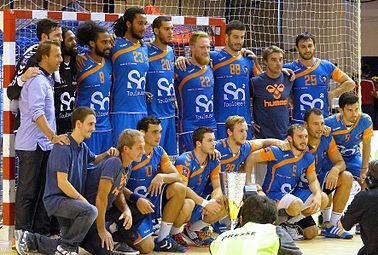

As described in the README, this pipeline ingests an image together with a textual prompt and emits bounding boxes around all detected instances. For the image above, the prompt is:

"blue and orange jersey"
[76,53,112,131]
[251,72,293,140]
[110,37,149,114]
[259,146,315,194]
[146,43,175,118]
[211,49,259,124]
[284,58,345,122]
[325,113,373,158]
[297,134,338,189]
[175,150,221,196]
[127,146,172,198]
[174,63,216,133]
[215,138,256,172]
[308,134,339,174]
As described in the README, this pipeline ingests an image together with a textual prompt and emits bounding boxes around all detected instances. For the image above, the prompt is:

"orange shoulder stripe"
[220,152,240,165]
[266,151,305,193]
[78,58,104,83]
[112,43,141,63]
[213,54,242,72]
[148,50,168,62]
[295,59,321,79]
[132,151,154,171]
[178,67,208,92]
[332,114,362,136]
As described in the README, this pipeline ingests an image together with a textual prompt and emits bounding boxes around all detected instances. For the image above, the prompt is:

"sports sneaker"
[212,221,228,234]
[55,244,78,255]
[15,230,27,255]
[113,242,140,254]
[321,222,353,239]
[15,230,25,255]
[196,229,214,245]
[15,230,38,255]
[154,236,187,253]
[172,233,188,247]
[182,226,213,246]
[279,223,304,241]
[355,223,361,235]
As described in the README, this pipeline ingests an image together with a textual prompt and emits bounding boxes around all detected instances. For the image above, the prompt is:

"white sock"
[322,207,332,223]
[158,221,173,242]
[330,211,342,227]
[189,220,209,232]
[170,226,183,235]
[287,213,306,224]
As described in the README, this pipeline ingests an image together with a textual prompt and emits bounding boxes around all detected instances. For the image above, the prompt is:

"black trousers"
[15,146,56,234]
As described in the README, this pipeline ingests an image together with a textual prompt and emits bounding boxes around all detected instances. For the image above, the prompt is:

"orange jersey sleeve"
[328,137,339,155]
[306,161,316,175]
[331,67,345,83]
[210,164,221,181]
[176,165,190,183]
[253,63,261,76]
[258,147,277,161]
[160,152,173,170]
[362,125,374,141]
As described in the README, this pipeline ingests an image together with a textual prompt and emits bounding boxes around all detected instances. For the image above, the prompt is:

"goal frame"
[0,8,226,240]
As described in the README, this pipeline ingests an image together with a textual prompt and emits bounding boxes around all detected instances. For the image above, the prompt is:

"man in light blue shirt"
[14,40,68,237]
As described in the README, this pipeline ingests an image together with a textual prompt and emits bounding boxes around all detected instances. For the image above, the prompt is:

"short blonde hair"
[117,129,144,152]
[225,115,246,132]
[189,31,209,45]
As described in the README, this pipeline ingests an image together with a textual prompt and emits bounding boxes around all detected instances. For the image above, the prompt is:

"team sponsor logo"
[297,172,308,188]
[223,82,246,107]
[280,183,292,193]
[299,93,325,111]
[157,78,175,97]
[127,70,146,90]
[264,83,288,107]
[196,95,213,113]
[195,94,214,120]
[60,92,75,111]
[337,144,359,157]
[90,91,110,111]
[134,185,148,198]
[224,82,246,101]
[320,74,328,84]
[266,83,285,99]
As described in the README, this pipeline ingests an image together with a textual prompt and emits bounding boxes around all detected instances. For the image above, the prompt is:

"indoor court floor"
[78,234,363,255]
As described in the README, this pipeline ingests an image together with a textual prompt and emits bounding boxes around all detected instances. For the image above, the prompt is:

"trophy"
[220,172,246,229]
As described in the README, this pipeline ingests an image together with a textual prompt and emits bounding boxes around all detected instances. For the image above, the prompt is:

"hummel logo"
[283,154,289,158]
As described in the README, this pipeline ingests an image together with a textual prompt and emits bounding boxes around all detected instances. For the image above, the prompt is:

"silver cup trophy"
[220,172,246,229]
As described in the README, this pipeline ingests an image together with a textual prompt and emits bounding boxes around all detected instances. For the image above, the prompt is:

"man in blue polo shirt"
[14,107,118,255]
[16,127,142,255]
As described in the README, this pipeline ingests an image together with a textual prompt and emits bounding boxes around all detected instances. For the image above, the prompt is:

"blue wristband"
[129,193,142,203]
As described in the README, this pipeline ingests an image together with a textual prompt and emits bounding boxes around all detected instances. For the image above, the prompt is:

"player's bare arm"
[96,179,114,251]
[325,147,346,190]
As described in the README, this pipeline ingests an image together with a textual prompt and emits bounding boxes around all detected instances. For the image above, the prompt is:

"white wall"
[361,1,378,56]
